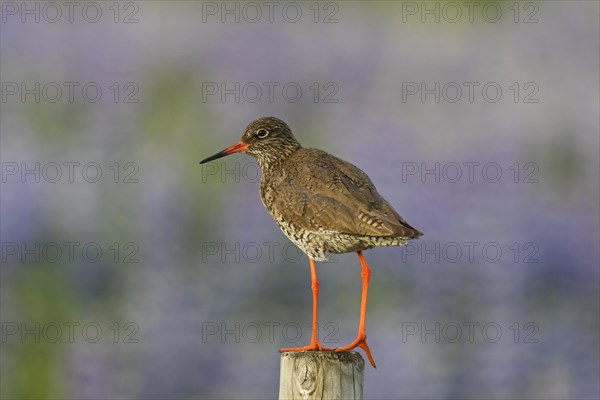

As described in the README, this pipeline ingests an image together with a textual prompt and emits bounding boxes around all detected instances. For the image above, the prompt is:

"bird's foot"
[335,334,376,368]
[279,341,333,352]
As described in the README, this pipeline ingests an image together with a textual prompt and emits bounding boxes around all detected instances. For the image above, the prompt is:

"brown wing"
[272,149,422,239]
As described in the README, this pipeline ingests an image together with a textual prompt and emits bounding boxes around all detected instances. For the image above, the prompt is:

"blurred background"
[1,1,598,399]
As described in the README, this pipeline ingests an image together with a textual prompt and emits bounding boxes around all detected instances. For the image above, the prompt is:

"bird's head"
[200,117,301,169]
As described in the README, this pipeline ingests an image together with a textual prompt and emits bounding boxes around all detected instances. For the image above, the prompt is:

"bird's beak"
[199,141,249,164]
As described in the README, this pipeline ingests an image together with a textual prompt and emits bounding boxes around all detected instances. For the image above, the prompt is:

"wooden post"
[279,351,365,400]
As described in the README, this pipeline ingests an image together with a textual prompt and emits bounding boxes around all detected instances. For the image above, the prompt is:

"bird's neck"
[255,142,301,173]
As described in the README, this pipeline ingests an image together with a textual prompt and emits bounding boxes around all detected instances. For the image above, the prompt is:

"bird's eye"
[256,129,269,138]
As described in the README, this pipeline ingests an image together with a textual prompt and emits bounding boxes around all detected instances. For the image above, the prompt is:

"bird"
[200,117,422,367]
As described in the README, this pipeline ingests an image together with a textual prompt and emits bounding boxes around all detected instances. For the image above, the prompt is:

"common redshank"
[200,117,422,367]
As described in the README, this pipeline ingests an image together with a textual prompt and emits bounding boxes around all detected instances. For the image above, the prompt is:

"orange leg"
[280,258,332,352]
[335,251,377,367]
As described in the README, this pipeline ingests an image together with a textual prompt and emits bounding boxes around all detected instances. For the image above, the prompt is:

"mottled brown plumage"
[200,116,422,367]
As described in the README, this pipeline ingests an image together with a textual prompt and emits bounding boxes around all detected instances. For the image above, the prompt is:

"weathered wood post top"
[279,351,365,400]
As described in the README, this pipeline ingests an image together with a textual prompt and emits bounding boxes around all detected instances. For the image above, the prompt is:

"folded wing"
[273,149,422,239]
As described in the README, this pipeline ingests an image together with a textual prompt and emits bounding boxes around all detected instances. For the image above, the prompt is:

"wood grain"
[279,351,364,400]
